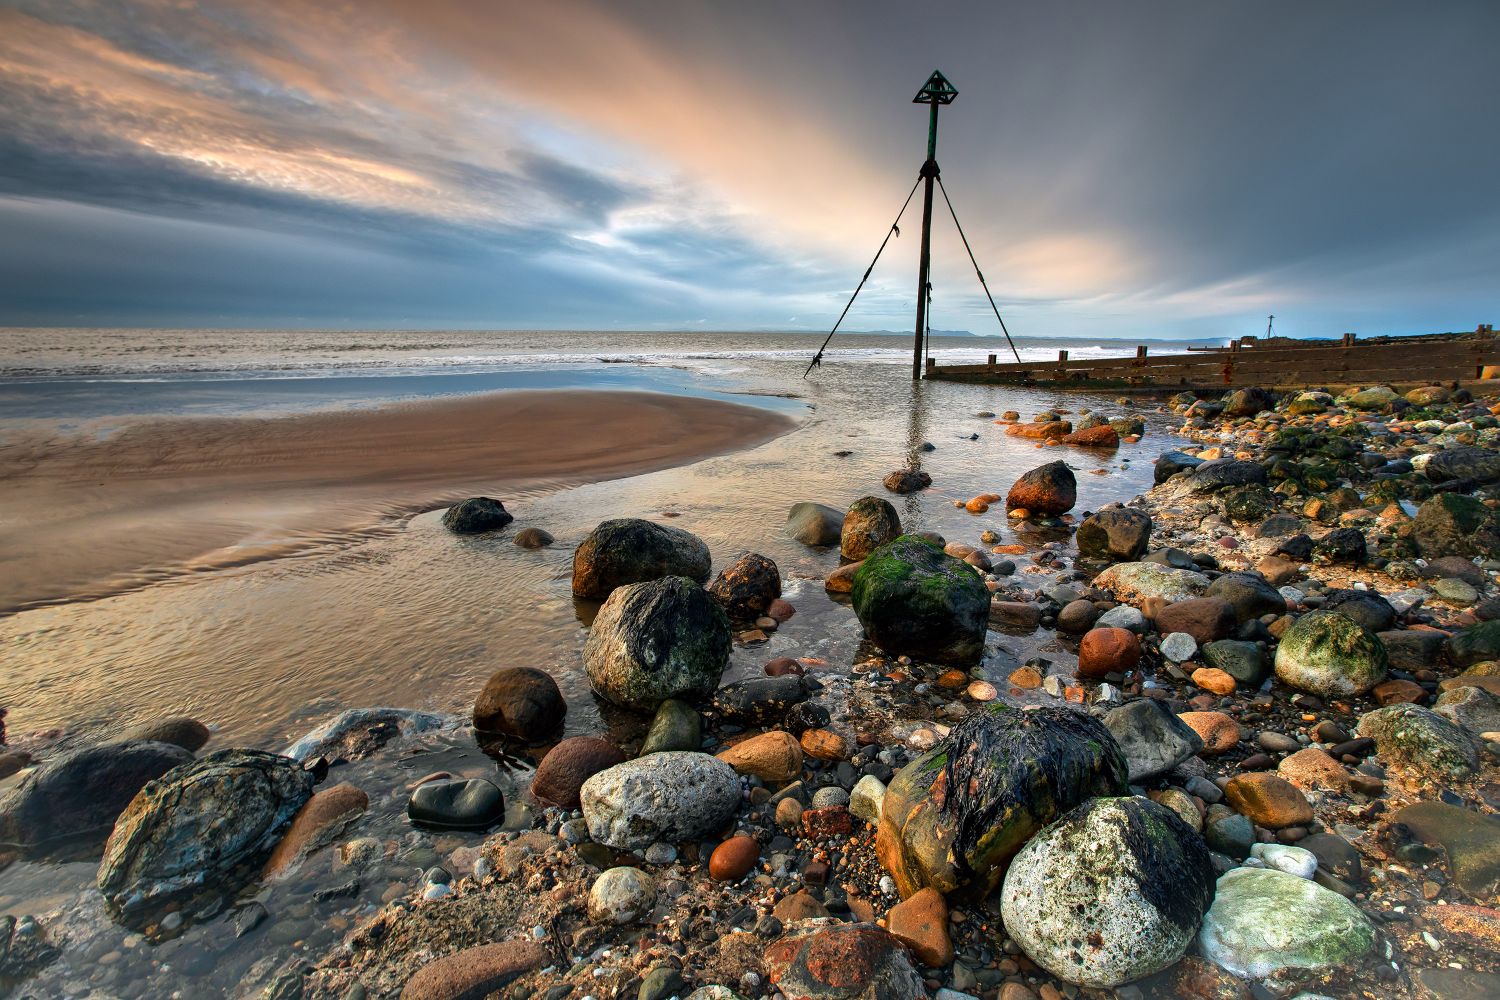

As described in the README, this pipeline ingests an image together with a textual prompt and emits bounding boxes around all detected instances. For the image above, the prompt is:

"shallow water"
[0,334,1190,997]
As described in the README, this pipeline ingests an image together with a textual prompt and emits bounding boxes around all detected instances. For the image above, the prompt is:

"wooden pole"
[912,100,939,380]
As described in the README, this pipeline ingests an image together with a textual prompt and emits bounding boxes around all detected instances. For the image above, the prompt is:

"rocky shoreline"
[3,382,1499,999]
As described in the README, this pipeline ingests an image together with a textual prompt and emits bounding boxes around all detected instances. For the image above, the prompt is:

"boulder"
[1345,385,1399,410]
[472,667,565,741]
[571,518,711,599]
[711,675,809,726]
[764,923,926,1000]
[841,496,903,561]
[1103,701,1205,782]
[851,536,990,664]
[640,699,701,754]
[1154,450,1203,484]
[401,941,549,1000]
[1198,867,1376,989]
[0,741,194,855]
[1413,493,1500,559]
[1220,485,1277,525]
[883,469,932,494]
[1449,619,1500,667]
[1061,425,1119,448]
[1424,446,1500,485]
[579,752,739,849]
[1434,685,1500,736]
[1204,574,1285,623]
[1001,797,1214,987]
[1273,610,1388,697]
[1093,562,1210,604]
[408,777,504,829]
[1312,527,1367,565]
[442,497,514,534]
[1190,459,1268,492]
[1154,597,1237,645]
[876,705,1128,900]
[1076,508,1152,562]
[583,576,731,712]
[531,737,625,810]
[118,718,211,753]
[786,502,843,547]
[1078,627,1142,678]
[706,552,782,621]
[263,782,368,879]
[1323,590,1396,633]
[1377,629,1446,672]
[1222,387,1273,417]
[96,749,315,921]
[1202,640,1269,688]
[1356,704,1477,782]
[1006,461,1077,515]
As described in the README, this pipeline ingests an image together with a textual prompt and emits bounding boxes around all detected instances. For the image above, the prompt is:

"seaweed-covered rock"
[1103,701,1205,782]
[441,497,514,534]
[1448,619,1500,668]
[1413,493,1500,559]
[764,923,926,1000]
[876,705,1128,900]
[583,576,731,712]
[571,519,712,599]
[0,741,194,855]
[1093,562,1210,604]
[96,749,315,922]
[786,502,843,547]
[1424,446,1500,485]
[1001,797,1214,987]
[851,536,989,664]
[1220,485,1277,525]
[1312,527,1367,565]
[706,552,782,621]
[1076,508,1152,562]
[579,752,739,849]
[840,496,903,561]
[1006,461,1077,515]
[1198,867,1376,989]
[1273,610,1388,697]
[1190,459,1268,492]
[1356,704,1478,782]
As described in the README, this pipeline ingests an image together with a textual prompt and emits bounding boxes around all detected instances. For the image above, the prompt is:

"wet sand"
[0,389,794,613]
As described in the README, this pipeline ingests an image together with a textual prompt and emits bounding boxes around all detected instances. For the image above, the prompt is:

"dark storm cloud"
[0,0,1495,333]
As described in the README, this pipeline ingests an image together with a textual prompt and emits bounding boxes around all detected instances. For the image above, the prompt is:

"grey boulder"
[580,752,740,849]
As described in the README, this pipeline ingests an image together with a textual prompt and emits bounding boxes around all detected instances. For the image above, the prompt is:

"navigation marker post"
[911,71,957,380]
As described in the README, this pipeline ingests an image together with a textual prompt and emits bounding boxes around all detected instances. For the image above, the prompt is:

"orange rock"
[709,834,760,881]
[1140,596,1169,621]
[1373,679,1426,705]
[992,544,1027,555]
[1277,747,1349,792]
[1191,666,1237,696]
[717,731,803,783]
[1008,665,1043,689]
[1077,627,1142,678]
[1224,773,1314,828]
[264,782,368,879]
[1422,903,1500,952]
[965,497,991,514]
[1005,420,1071,440]
[825,561,862,593]
[1178,711,1241,754]
[1061,425,1120,448]
[937,669,969,689]
[799,728,850,761]
[886,886,954,967]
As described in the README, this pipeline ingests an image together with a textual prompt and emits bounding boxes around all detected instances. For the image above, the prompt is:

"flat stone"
[1394,802,1500,896]
[1223,773,1313,828]
[401,940,548,999]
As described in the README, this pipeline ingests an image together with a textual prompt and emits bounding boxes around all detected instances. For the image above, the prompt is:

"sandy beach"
[0,389,794,613]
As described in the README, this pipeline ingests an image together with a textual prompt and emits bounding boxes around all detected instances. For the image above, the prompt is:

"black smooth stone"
[407,777,505,830]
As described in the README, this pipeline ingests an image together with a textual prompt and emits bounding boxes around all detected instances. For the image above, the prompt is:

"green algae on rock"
[875,704,1128,900]
[851,535,989,664]
[1273,609,1388,697]
[1198,867,1376,989]
[1001,796,1215,987]
[1356,703,1478,782]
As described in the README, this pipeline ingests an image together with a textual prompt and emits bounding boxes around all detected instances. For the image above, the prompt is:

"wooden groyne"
[926,326,1500,392]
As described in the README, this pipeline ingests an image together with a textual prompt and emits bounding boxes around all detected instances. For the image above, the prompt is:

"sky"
[0,0,1496,339]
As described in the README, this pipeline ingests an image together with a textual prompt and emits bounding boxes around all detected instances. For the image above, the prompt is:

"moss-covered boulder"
[571,518,712,599]
[851,536,989,664]
[1356,704,1478,782]
[1413,493,1500,559]
[1001,797,1214,987]
[1220,485,1277,525]
[1273,610,1388,697]
[1449,619,1500,668]
[840,496,903,561]
[875,705,1128,901]
[1198,867,1376,990]
[1076,508,1152,562]
[583,576,731,712]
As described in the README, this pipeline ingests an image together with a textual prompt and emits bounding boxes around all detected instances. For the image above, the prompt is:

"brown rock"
[531,737,625,810]
[802,806,853,838]
[826,561,863,593]
[1077,627,1142,678]
[401,940,549,1000]
[1005,460,1077,515]
[1008,665,1043,689]
[1155,598,1237,644]
[709,834,760,881]
[773,889,831,922]
[1422,903,1500,952]
[767,598,797,623]
[473,666,565,741]
[991,601,1043,630]
[1276,747,1349,792]
[765,657,805,676]
[120,717,212,753]
[718,731,803,783]
[1005,420,1071,440]
[707,552,783,620]
[1224,773,1314,828]
[886,886,954,967]
[800,729,850,761]
[1192,666,1237,696]
[1373,679,1427,705]
[1166,955,1253,1000]
[776,797,803,830]
[1060,424,1120,448]
[264,782,369,879]
[999,986,1041,1000]
[1178,711,1241,754]
[1255,555,1303,586]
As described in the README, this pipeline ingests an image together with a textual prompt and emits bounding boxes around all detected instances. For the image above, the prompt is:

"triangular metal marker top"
[913,70,958,105]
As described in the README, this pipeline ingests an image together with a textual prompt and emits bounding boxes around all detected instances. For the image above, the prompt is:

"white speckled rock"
[1160,632,1198,663]
[1198,867,1376,990]
[579,752,739,849]
[1096,605,1148,632]
[587,865,656,925]
[849,774,886,824]
[1251,843,1317,879]
[1092,562,1210,604]
[1000,797,1215,987]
